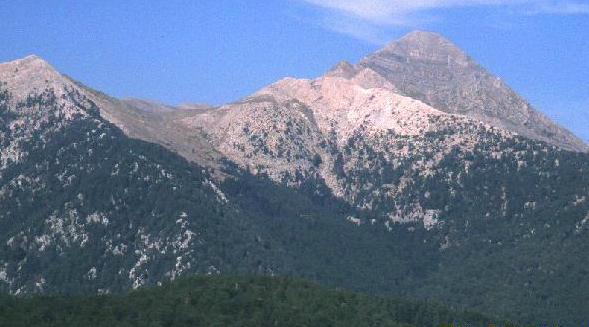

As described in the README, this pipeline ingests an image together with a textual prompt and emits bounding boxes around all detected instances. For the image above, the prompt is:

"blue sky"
[0,0,587,141]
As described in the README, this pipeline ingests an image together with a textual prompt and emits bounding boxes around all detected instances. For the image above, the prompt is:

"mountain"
[357,31,588,152]
[0,54,446,299]
[0,275,505,327]
[152,46,588,229]
[1,31,589,325]
[0,56,288,294]
[162,54,589,324]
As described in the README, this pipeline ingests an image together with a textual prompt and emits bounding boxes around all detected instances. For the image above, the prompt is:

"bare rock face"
[0,55,69,100]
[175,70,518,221]
[256,73,452,143]
[358,31,588,152]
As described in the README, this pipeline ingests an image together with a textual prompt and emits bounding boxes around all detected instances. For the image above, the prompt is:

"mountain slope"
[0,55,443,299]
[0,57,284,294]
[184,69,589,323]
[105,46,589,323]
[358,31,587,152]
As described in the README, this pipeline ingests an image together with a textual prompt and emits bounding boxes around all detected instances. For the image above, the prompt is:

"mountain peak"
[0,55,67,99]
[2,54,55,72]
[358,32,588,152]
[19,54,45,62]
[375,31,469,65]
[324,60,357,78]
[399,30,448,42]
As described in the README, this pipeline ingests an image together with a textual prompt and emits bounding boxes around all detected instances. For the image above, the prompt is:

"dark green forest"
[0,275,509,327]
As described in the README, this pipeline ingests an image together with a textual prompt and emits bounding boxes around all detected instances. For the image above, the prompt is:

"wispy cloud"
[303,0,519,24]
[301,0,589,42]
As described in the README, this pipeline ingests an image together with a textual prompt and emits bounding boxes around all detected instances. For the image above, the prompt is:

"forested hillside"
[0,86,283,294]
[0,275,508,327]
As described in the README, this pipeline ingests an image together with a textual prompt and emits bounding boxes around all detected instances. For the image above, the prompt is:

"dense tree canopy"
[0,275,508,327]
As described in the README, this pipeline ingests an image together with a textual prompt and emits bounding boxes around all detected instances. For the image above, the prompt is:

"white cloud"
[303,0,522,24]
[301,0,589,42]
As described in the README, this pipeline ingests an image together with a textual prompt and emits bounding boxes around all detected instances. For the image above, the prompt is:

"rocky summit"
[1,32,589,325]
[358,31,588,152]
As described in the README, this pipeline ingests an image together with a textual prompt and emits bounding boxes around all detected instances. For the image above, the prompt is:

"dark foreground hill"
[0,275,509,327]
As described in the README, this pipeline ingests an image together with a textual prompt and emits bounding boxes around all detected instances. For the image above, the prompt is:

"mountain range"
[0,31,588,325]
